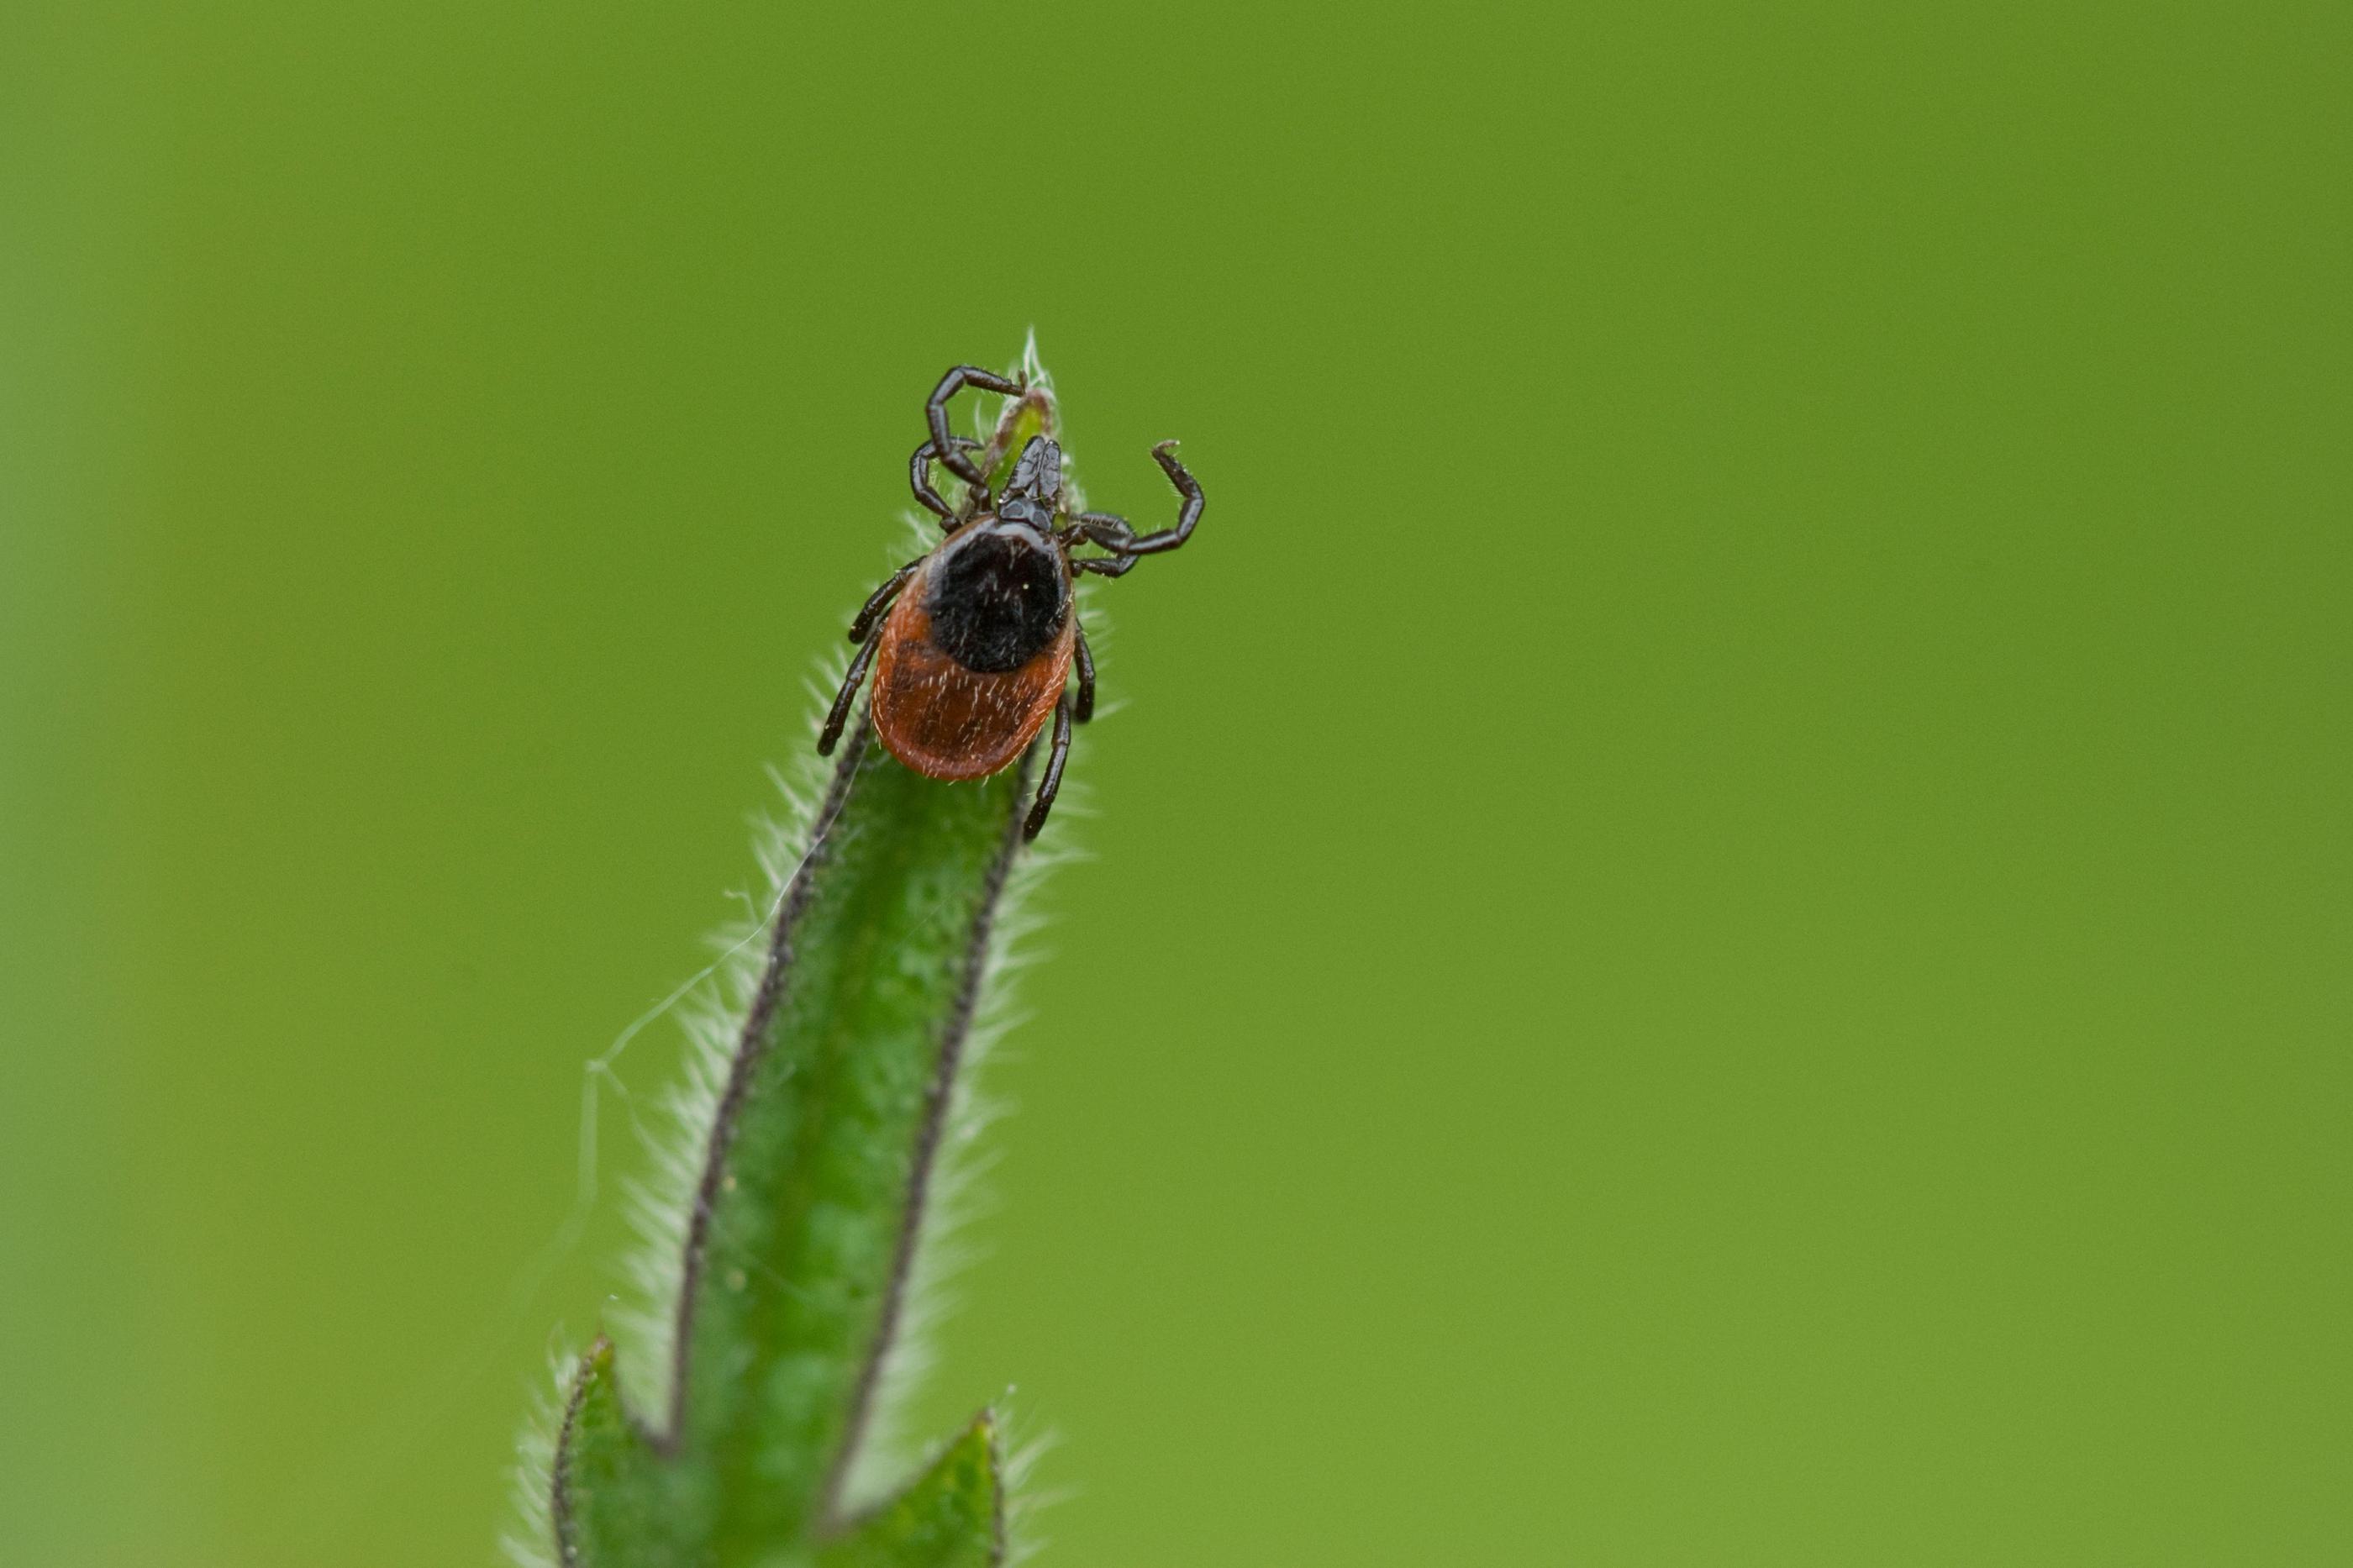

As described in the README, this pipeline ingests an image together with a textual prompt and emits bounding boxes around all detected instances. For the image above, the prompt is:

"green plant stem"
[554,724,1029,1567]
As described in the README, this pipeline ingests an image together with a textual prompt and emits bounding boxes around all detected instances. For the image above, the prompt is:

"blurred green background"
[5,3,2346,1564]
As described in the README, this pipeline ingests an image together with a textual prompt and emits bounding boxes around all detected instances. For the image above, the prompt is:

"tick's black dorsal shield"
[926,521,1069,675]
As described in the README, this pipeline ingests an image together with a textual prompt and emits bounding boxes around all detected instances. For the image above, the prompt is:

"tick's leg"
[909,436,983,523]
[927,366,1023,488]
[1072,618,1098,723]
[1071,512,1140,577]
[1024,694,1073,839]
[1110,441,1204,556]
[817,632,883,756]
[1075,552,1140,580]
[848,560,922,644]
[1073,510,1134,550]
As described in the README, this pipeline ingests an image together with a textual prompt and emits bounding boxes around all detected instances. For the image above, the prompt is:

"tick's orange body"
[871,555,1076,781]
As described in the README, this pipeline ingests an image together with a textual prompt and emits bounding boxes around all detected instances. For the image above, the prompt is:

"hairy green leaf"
[819,1413,1004,1568]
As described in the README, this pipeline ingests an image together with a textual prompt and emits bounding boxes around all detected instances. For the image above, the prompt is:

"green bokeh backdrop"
[4,4,2346,1564]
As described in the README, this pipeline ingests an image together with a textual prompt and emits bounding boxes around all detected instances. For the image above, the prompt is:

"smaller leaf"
[819,1411,1005,1568]
[553,1339,699,1567]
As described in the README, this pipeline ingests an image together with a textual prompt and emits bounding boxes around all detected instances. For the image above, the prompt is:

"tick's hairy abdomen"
[871,551,1074,781]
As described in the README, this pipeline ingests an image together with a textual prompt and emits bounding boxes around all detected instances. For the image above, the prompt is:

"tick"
[818,365,1204,839]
